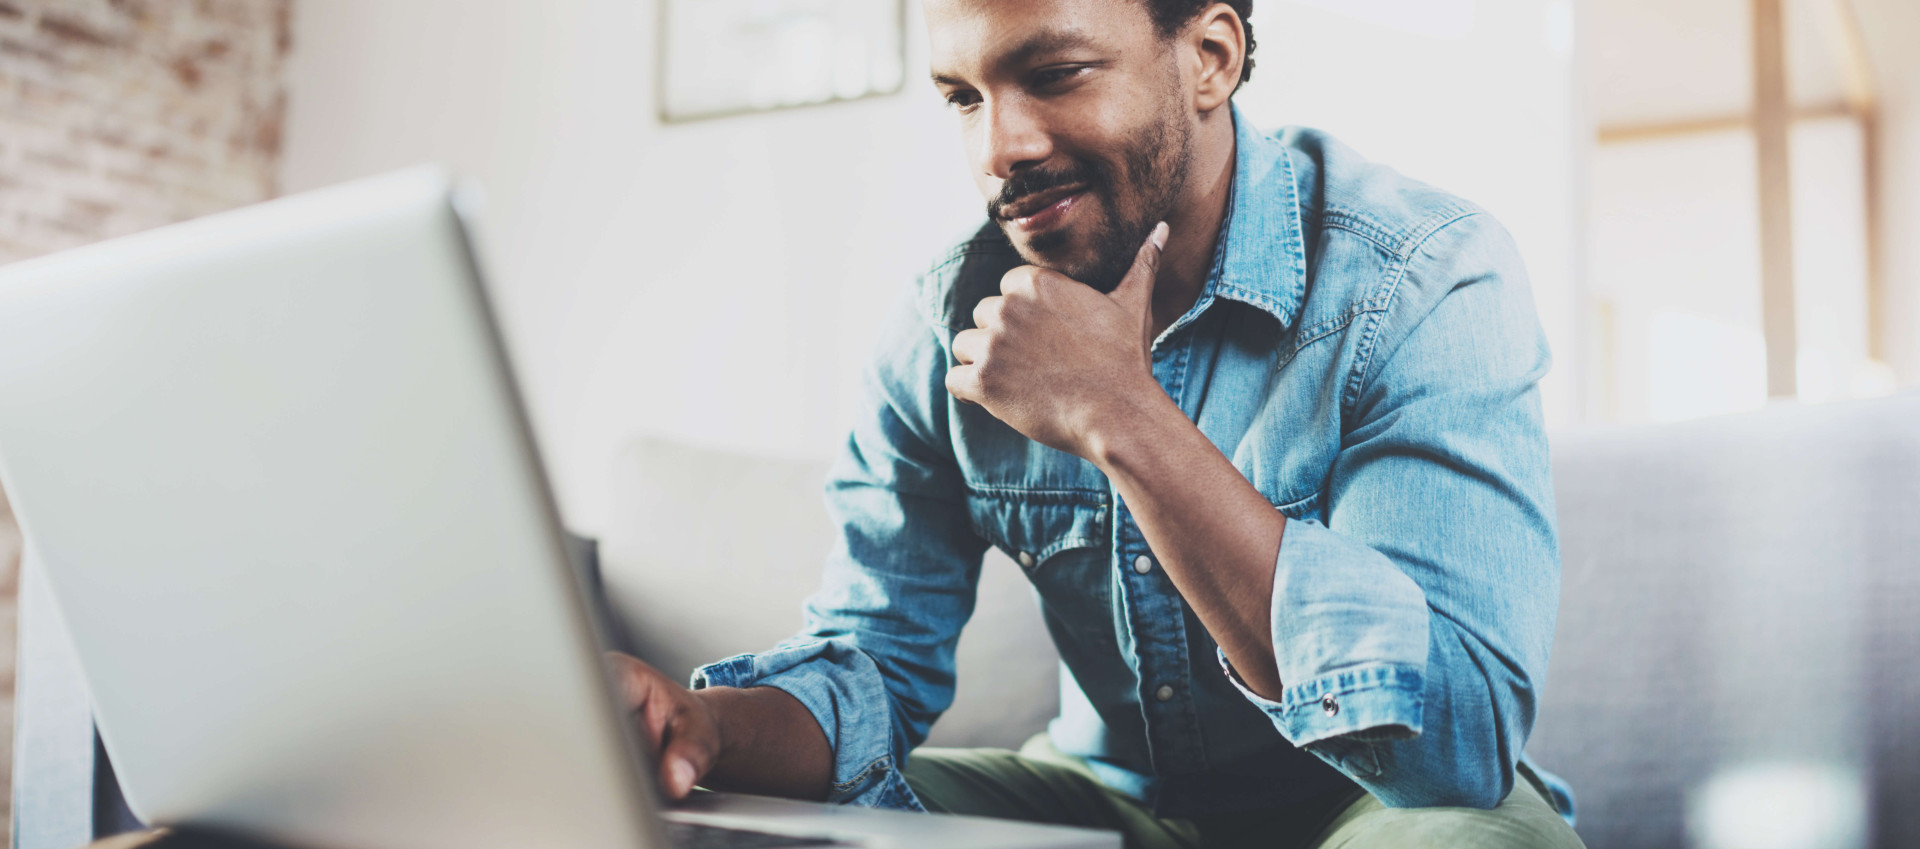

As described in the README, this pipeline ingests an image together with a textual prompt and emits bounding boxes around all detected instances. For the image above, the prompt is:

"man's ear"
[1190,3,1247,112]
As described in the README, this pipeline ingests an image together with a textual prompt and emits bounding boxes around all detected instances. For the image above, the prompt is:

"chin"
[1007,225,1099,280]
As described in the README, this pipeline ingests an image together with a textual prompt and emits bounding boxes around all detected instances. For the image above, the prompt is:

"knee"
[1320,792,1585,849]
[900,747,1026,815]
[902,746,1023,784]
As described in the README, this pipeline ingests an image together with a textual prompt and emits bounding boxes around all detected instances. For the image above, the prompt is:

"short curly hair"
[1140,0,1256,84]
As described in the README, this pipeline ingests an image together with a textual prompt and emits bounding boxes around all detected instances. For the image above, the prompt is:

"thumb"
[1111,221,1169,315]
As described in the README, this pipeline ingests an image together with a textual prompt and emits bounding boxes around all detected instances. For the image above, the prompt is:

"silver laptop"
[0,168,1114,849]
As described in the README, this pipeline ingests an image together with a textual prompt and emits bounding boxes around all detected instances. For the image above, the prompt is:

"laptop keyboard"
[667,820,854,849]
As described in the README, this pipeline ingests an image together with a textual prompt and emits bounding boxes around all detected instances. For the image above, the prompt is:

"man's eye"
[1032,67,1087,89]
[945,91,982,111]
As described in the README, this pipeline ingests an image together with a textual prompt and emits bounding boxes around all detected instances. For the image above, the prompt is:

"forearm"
[695,686,833,801]
[1087,388,1288,700]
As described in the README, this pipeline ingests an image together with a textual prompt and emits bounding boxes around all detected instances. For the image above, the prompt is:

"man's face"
[927,0,1195,292]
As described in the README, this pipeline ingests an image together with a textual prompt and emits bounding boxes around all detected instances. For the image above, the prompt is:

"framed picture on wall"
[657,0,907,123]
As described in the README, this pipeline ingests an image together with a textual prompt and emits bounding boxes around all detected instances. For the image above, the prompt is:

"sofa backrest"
[1530,392,1920,849]
[599,438,1060,749]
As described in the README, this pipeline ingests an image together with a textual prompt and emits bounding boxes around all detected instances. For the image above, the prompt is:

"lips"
[1000,185,1087,235]
[999,184,1087,222]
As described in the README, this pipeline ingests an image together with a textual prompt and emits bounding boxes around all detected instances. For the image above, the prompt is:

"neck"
[1149,109,1238,340]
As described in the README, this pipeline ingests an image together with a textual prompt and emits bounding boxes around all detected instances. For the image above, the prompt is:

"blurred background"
[0,0,1916,843]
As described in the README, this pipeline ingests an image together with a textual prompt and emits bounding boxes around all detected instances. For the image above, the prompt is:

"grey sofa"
[1525,393,1920,847]
[15,392,1920,849]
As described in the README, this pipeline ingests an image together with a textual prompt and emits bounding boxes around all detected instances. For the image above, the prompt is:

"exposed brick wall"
[0,0,290,263]
[0,0,291,833]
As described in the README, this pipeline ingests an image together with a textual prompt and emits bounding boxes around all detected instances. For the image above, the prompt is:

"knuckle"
[945,368,975,397]
[972,333,997,363]
[1002,266,1040,294]
[972,298,1001,326]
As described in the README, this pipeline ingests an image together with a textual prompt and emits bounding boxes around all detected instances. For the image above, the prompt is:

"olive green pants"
[902,735,1586,849]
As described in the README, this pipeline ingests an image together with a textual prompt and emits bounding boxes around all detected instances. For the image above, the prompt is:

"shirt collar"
[1208,103,1308,330]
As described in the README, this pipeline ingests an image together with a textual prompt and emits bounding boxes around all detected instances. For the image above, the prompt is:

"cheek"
[963,132,998,198]
[973,171,999,202]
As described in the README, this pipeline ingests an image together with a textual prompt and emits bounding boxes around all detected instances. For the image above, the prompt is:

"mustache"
[987,160,1105,221]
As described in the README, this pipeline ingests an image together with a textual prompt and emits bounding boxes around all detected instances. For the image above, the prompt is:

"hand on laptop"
[606,652,835,803]
[607,652,723,799]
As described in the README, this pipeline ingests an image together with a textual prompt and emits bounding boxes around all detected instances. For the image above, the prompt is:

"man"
[611,1,1584,846]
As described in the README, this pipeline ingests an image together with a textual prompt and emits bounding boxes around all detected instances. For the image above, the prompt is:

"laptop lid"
[0,168,665,849]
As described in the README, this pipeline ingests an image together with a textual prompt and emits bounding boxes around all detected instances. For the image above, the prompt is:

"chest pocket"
[966,489,1114,646]
[965,490,1108,568]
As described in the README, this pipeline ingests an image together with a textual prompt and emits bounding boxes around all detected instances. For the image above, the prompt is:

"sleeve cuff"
[692,640,925,811]
[1217,649,1424,746]
[1226,517,1432,747]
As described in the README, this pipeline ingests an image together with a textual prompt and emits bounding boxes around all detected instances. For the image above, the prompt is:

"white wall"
[1234,0,1584,428]
[282,0,1583,535]
[1588,118,1879,424]
[1854,0,1920,386]
[283,0,982,535]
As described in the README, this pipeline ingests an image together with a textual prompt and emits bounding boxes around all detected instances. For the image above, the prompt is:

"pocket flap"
[966,489,1108,567]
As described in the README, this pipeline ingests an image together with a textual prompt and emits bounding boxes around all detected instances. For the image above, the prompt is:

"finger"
[971,295,1003,332]
[610,655,656,712]
[1000,265,1039,297]
[1110,221,1169,314]
[952,328,987,366]
[639,677,676,750]
[658,719,714,798]
[658,750,698,800]
[945,364,982,405]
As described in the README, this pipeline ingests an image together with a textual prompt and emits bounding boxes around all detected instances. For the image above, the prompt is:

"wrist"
[692,684,833,801]
[691,686,745,765]
[1083,382,1186,476]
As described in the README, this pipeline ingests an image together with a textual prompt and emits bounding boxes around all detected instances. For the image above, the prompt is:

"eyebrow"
[929,27,1101,87]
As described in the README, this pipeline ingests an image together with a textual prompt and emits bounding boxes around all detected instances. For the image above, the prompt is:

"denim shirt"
[694,107,1571,821]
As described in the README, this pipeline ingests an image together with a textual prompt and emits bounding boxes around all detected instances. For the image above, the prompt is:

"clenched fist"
[945,222,1171,460]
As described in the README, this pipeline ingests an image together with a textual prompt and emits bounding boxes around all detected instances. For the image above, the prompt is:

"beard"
[988,97,1194,293]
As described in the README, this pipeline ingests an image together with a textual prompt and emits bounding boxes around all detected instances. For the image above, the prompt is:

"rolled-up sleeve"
[1225,213,1561,809]
[692,281,987,810]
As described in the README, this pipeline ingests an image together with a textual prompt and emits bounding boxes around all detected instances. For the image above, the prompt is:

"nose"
[978,96,1052,182]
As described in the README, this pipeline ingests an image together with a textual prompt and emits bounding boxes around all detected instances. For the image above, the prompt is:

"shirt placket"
[1111,327,1213,781]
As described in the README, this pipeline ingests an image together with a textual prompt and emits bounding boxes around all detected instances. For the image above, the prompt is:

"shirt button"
[1133,555,1154,575]
[1155,685,1175,702]
[1321,694,1340,717]
[1017,551,1035,568]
